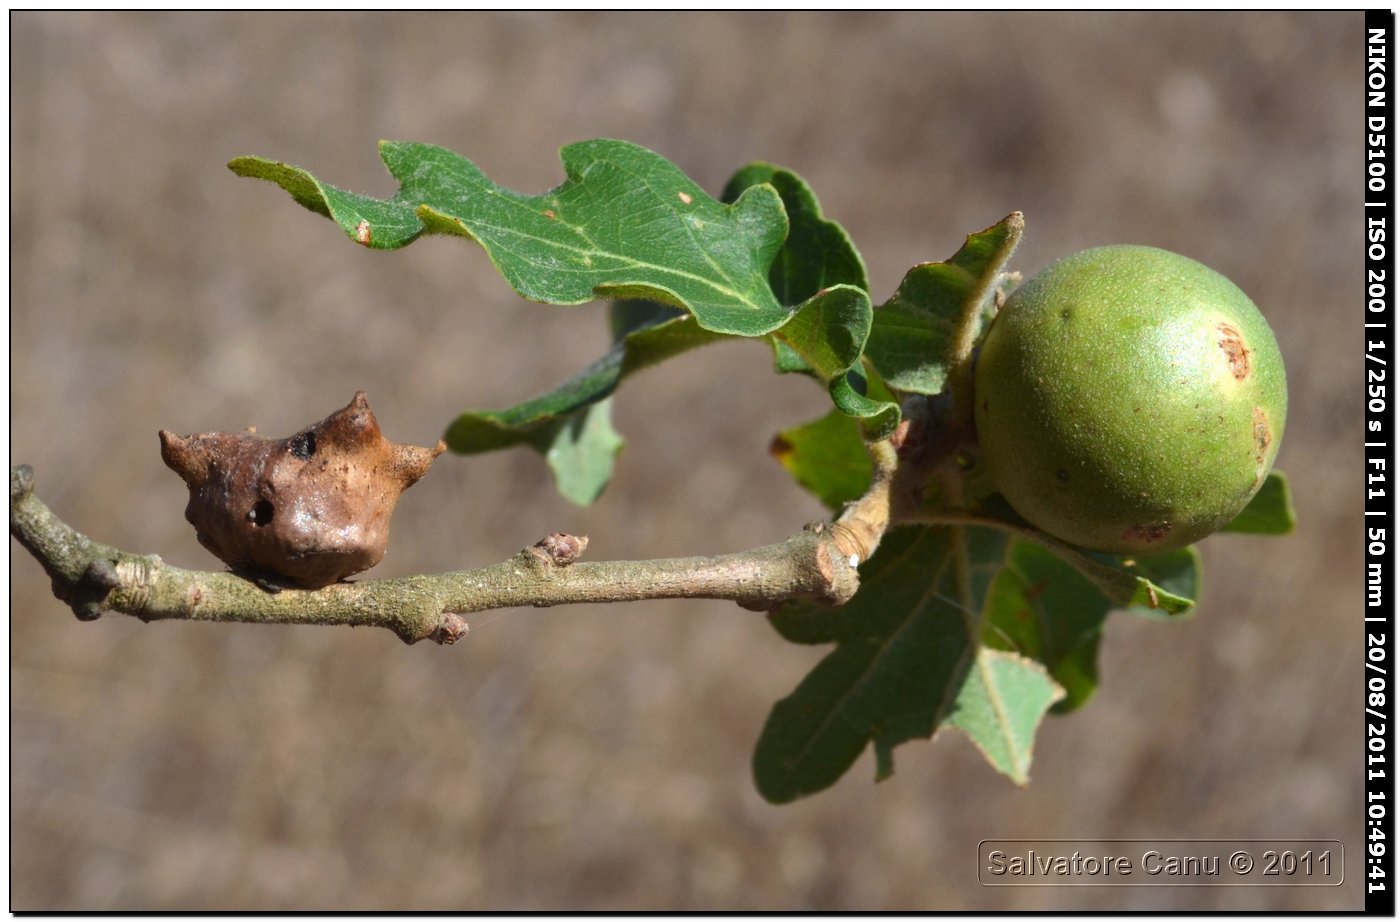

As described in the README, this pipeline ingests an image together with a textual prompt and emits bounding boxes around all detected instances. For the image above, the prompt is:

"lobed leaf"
[776,285,900,439]
[721,162,869,304]
[755,527,999,802]
[232,139,793,335]
[865,213,1024,395]
[444,301,727,504]
[1118,546,1203,622]
[946,649,1064,784]
[444,283,900,501]
[753,506,1205,800]
[444,394,624,507]
[237,143,902,495]
[535,401,625,507]
[1047,540,1201,618]
[981,539,1115,713]
[754,525,1065,802]
[943,498,1202,618]
[721,164,898,436]
[769,410,873,513]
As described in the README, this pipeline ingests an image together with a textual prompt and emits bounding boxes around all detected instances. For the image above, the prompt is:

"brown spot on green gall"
[1217,322,1250,381]
[1122,522,1173,545]
[355,220,372,246]
[1252,406,1272,466]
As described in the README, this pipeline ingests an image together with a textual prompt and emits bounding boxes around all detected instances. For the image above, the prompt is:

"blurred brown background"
[10,11,1361,910]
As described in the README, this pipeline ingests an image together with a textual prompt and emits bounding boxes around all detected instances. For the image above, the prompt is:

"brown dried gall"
[159,392,445,588]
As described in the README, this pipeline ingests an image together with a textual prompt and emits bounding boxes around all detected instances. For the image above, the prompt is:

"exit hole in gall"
[249,500,274,527]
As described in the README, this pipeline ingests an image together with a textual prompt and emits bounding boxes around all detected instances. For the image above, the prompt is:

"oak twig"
[11,462,896,645]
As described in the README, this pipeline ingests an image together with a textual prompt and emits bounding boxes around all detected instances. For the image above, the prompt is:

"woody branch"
[10,453,906,644]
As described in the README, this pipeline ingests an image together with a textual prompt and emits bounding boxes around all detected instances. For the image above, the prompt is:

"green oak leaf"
[1221,472,1296,534]
[1118,546,1203,622]
[444,284,899,500]
[444,284,900,501]
[536,401,625,506]
[941,497,1202,618]
[981,539,1116,713]
[752,514,1203,801]
[1044,539,1201,618]
[754,525,1064,802]
[231,139,793,335]
[945,649,1064,783]
[718,163,897,436]
[445,301,727,504]
[767,367,896,511]
[236,142,901,479]
[444,394,624,507]
[721,162,869,304]
[866,213,1024,395]
[775,285,900,439]
[720,164,898,435]
[758,390,1201,798]
[770,410,873,513]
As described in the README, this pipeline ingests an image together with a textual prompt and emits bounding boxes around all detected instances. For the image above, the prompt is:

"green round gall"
[973,245,1287,554]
